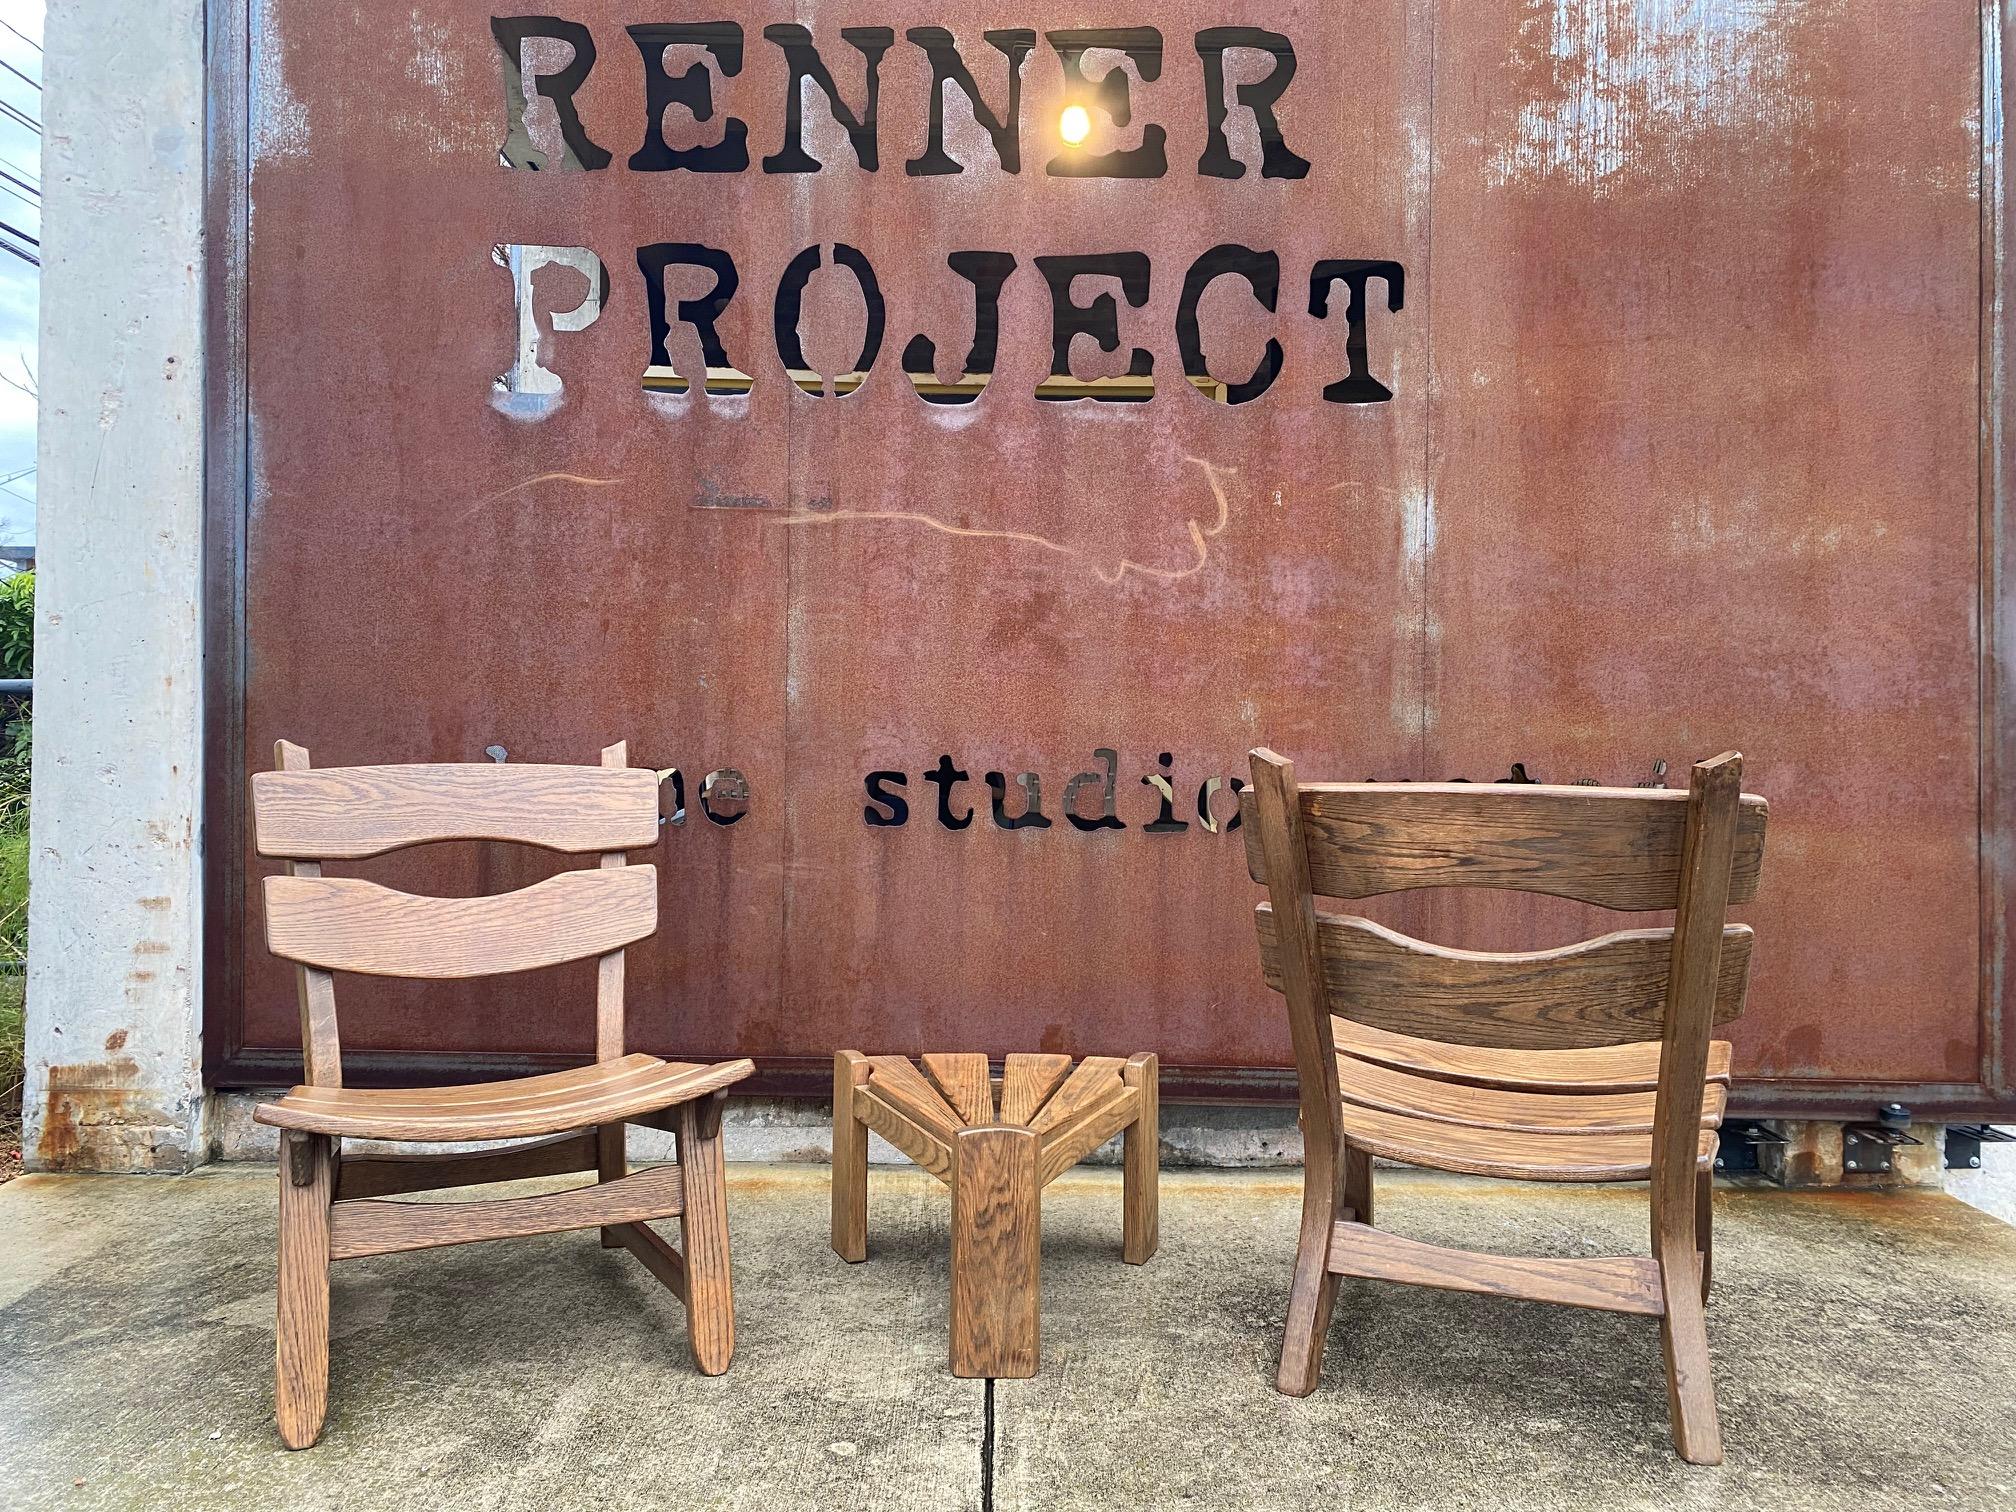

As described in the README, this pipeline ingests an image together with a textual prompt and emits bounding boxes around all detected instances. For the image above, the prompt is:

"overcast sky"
[0,0,40,548]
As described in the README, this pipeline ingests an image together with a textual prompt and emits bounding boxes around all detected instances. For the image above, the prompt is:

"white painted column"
[22,0,208,1171]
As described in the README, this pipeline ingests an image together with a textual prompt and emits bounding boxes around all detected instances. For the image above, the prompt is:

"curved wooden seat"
[253,1054,755,1141]
[1333,1021,1726,1181]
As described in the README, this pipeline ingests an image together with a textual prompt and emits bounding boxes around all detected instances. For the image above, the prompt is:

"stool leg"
[832,1051,870,1263]
[950,1125,1040,1379]
[1122,1053,1159,1264]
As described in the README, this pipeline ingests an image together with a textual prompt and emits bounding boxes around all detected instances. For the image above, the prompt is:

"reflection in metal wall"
[206,1,2014,1118]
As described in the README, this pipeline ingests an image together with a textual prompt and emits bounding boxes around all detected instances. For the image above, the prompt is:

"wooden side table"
[830,1050,1160,1378]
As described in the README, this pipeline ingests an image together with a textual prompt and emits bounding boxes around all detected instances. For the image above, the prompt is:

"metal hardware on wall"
[1713,1119,1785,1174]
[1842,1103,1923,1174]
[1943,1124,2015,1170]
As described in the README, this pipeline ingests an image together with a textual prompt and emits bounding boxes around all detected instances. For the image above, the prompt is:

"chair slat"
[1241,784,1768,908]
[1334,1018,1734,1094]
[1337,1101,1718,1183]
[998,1053,1073,1125]
[253,763,661,858]
[923,1053,996,1126]
[262,865,657,978]
[1337,1055,1727,1134]
[1254,907,1752,1049]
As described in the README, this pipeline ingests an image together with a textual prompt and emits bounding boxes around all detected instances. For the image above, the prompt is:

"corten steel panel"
[207,0,2016,1117]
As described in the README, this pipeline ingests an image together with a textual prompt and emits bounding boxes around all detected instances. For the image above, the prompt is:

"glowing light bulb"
[1059,104,1091,145]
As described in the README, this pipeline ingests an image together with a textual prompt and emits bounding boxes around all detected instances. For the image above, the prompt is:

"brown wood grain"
[608,1219,687,1301]
[255,1057,755,1141]
[950,1125,1041,1379]
[1340,1101,1716,1182]
[865,1056,965,1142]
[856,1082,955,1182]
[922,1053,996,1127]
[1337,1056,1727,1135]
[328,1161,687,1259]
[1026,1057,1127,1135]
[262,865,658,979]
[273,742,342,1087]
[252,762,661,858]
[1121,1053,1159,1265]
[831,1051,871,1262]
[1035,1083,1139,1186]
[677,1094,736,1376]
[1241,783,1767,909]
[998,1053,1072,1125]
[1247,749,1351,1400]
[1334,1017,1733,1094]
[595,740,632,1063]
[1327,1220,1665,1316]
[335,1130,600,1200]
[1651,753,1744,1465]
[275,1130,334,1450]
[1255,907,1753,1049]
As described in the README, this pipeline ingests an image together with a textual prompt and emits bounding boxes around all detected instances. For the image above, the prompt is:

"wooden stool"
[831,1050,1160,1378]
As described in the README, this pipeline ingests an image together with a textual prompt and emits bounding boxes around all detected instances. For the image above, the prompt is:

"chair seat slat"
[254,1056,753,1141]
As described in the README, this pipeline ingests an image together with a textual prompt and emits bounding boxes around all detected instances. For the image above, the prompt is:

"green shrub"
[0,570,30,680]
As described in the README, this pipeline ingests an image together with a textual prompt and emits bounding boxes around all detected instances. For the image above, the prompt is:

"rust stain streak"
[771,456,1235,586]
[457,472,629,519]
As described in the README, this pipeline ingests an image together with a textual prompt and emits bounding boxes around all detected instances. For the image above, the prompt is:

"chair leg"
[1121,1053,1159,1265]
[1657,1238,1724,1465]
[950,1125,1041,1378]
[597,1123,627,1249]
[275,1130,334,1450]
[677,1092,736,1375]
[831,1051,869,1263]
[1277,1157,1349,1398]
[1695,1166,1713,1302]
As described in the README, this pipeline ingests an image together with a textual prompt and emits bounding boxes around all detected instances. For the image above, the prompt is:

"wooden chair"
[249,740,754,1449]
[1243,748,1767,1464]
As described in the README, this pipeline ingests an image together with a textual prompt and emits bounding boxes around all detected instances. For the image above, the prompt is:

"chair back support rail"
[1240,747,1766,1465]
[251,740,660,1087]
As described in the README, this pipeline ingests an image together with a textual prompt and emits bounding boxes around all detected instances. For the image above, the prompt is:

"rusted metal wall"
[205,0,2016,1117]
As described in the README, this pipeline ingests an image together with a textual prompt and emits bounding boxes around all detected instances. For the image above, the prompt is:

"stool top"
[864,1052,1130,1136]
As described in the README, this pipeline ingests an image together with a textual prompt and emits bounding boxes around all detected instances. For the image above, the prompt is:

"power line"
[0,101,39,136]
[0,22,40,55]
[0,220,37,249]
[0,240,37,269]
[0,59,38,93]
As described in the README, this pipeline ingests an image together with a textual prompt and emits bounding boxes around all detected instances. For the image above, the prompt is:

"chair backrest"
[251,740,662,1088]
[1240,749,1766,1200]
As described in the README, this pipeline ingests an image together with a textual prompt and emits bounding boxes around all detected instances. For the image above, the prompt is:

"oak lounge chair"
[250,741,752,1448]
[1243,748,1766,1464]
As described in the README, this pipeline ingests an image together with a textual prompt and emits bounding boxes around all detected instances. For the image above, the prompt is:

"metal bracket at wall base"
[1713,1119,1786,1174]
[1944,1124,2015,1170]
[1842,1105,1922,1174]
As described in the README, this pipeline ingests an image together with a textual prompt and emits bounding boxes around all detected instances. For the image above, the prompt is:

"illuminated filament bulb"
[1059,104,1091,145]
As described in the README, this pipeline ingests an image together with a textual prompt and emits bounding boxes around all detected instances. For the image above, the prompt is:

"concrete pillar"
[21,0,208,1171]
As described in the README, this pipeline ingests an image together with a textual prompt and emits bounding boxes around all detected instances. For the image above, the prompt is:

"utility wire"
[0,59,38,92]
[0,21,40,54]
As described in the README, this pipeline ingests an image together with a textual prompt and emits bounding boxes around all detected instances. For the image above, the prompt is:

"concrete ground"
[0,1167,2011,1512]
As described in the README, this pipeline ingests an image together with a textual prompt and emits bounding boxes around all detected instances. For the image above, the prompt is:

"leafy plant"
[0,569,30,680]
